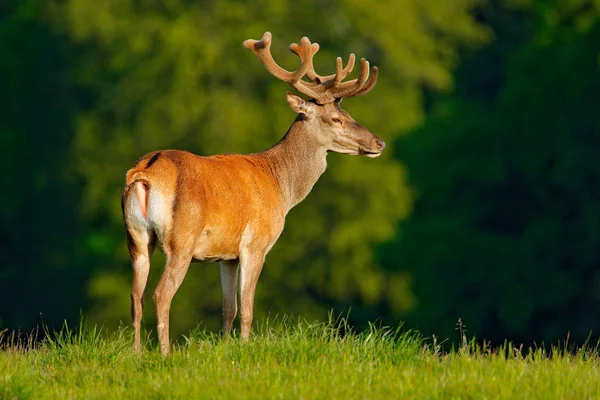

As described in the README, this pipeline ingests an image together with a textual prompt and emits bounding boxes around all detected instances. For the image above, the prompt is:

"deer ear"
[286,92,314,116]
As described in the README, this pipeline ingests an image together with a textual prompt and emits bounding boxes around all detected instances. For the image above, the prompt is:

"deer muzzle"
[360,135,385,158]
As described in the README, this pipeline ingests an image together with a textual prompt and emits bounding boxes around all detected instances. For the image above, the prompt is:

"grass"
[1,316,600,399]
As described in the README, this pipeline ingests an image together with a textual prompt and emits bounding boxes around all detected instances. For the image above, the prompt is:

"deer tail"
[125,170,151,220]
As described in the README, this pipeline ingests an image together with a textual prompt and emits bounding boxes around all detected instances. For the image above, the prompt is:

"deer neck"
[263,117,328,213]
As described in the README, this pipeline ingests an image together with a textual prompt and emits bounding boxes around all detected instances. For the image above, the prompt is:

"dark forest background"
[2,0,600,346]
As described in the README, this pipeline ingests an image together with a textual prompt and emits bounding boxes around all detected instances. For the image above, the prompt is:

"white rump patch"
[126,187,171,245]
[147,190,171,242]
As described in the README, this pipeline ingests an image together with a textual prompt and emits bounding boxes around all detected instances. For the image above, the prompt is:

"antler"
[243,32,378,104]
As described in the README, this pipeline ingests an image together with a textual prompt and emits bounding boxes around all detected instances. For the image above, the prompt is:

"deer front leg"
[153,253,192,356]
[220,261,239,338]
[239,251,265,342]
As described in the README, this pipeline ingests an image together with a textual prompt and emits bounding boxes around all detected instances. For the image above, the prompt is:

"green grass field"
[2,317,599,399]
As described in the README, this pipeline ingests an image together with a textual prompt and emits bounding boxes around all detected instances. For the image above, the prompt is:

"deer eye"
[331,117,343,125]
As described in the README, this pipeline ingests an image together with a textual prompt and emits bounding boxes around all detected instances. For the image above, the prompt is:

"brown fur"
[122,33,385,355]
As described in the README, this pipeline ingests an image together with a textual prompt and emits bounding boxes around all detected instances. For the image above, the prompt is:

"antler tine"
[332,54,356,85]
[333,57,344,84]
[245,32,327,102]
[289,40,320,82]
[290,37,315,84]
[243,32,296,82]
[350,66,378,97]
[290,43,356,86]
[329,58,374,99]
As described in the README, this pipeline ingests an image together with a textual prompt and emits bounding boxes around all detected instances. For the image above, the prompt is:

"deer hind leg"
[220,261,239,338]
[239,251,266,342]
[126,229,155,353]
[153,252,192,356]
[123,183,156,354]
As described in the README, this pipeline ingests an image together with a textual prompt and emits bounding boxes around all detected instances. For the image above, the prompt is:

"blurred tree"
[31,0,488,334]
[0,0,90,330]
[389,0,600,344]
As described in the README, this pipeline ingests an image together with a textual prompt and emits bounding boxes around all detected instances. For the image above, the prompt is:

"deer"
[121,32,385,355]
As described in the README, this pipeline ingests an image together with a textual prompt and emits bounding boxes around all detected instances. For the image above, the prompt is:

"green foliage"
[2,319,600,399]
[0,0,89,330]
[388,1,600,344]
[4,0,598,349]
[1,0,486,333]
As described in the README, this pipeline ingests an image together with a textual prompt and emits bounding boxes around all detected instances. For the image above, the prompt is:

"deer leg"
[153,253,191,356]
[126,230,155,354]
[220,262,239,338]
[239,252,265,342]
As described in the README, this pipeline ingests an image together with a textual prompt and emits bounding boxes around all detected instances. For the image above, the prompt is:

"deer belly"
[191,228,241,262]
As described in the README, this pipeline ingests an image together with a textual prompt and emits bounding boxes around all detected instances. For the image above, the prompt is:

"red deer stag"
[122,32,384,355]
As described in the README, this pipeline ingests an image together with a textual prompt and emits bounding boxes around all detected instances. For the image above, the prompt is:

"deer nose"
[375,137,386,152]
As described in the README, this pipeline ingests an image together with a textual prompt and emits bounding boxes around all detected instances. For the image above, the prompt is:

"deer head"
[244,32,385,158]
